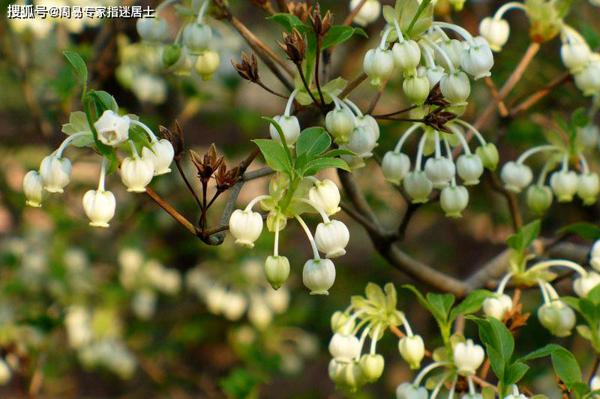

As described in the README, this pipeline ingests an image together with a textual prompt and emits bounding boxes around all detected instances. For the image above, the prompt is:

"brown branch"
[509,72,573,117]
[486,172,523,231]
[483,76,508,117]
[344,0,368,25]
[340,72,368,98]
[145,187,198,236]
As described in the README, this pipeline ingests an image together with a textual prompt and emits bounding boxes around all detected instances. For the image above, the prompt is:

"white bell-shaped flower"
[382,152,411,184]
[222,291,247,321]
[120,155,155,193]
[479,17,510,52]
[392,40,421,71]
[142,139,174,176]
[359,353,385,382]
[591,240,600,272]
[398,335,425,370]
[574,56,600,96]
[182,22,212,54]
[561,41,591,72]
[577,173,600,205]
[363,48,395,87]
[346,126,377,158]
[483,293,513,320]
[270,115,301,147]
[573,271,600,297]
[424,65,445,87]
[396,382,428,399]
[40,155,72,193]
[303,258,336,295]
[229,209,263,248]
[94,110,131,147]
[248,297,273,329]
[437,39,464,69]
[309,179,341,216]
[500,161,532,193]
[453,339,485,376]
[579,124,600,148]
[550,170,578,202]
[329,333,361,363]
[82,189,116,228]
[136,17,169,43]
[195,50,221,80]
[440,185,469,218]
[457,154,484,185]
[403,71,431,105]
[425,157,456,188]
[538,300,576,337]
[526,185,553,214]
[315,220,350,258]
[355,115,380,142]
[23,170,43,207]
[264,255,291,290]
[591,375,600,392]
[440,71,471,104]
[0,359,11,386]
[404,171,433,203]
[461,37,494,80]
[326,108,355,144]
[350,0,381,26]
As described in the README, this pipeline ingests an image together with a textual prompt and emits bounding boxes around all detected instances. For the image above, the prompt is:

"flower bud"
[398,335,425,370]
[574,57,600,96]
[120,155,155,193]
[526,185,553,214]
[94,110,131,147]
[264,255,290,289]
[82,189,116,228]
[264,287,289,314]
[457,154,484,185]
[229,209,263,248]
[309,179,341,216]
[396,383,428,399]
[329,333,361,363]
[404,171,433,203]
[425,157,456,188]
[501,161,532,193]
[578,173,600,205]
[561,41,591,72]
[424,65,445,87]
[591,240,600,272]
[339,362,365,389]
[315,220,350,258]
[346,126,377,158]
[440,71,471,104]
[538,301,575,337]
[482,294,513,320]
[591,375,600,393]
[162,44,182,68]
[142,139,175,176]
[182,23,212,54]
[270,115,301,147]
[136,17,169,43]
[205,285,226,314]
[23,170,43,207]
[392,40,421,71]
[437,40,464,69]
[356,115,380,142]
[328,359,345,384]
[573,271,600,297]
[331,311,353,333]
[40,155,72,193]
[461,37,494,80]
[476,143,499,171]
[440,185,469,218]
[453,339,485,376]
[303,258,336,295]
[479,17,510,52]
[579,124,600,148]
[359,354,385,382]
[382,152,411,184]
[326,108,355,144]
[222,291,247,321]
[363,48,395,87]
[403,71,431,105]
[195,50,220,80]
[350,0,381,26]
[550,170,578,202]
[248,297,273,329]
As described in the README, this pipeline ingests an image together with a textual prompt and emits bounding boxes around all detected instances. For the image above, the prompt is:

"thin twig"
[145,187,198,235]
[175,157,202,208]
[340,72,368,98]
[344,0,368,25]
[486,172,523,231]
[484,76,508,117]
[509,72,572,117]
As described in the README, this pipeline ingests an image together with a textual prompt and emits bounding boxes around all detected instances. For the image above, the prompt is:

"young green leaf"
[504,361,530,386]
[507,219,541,251]
[63,50,88,87]
[253,139,293,173]
[449,290,493,322]
[558,222,600,240]
[321,26,367,49]
[470,317,514,379]
[550,347,582,388]
[296,127,331,158]
[301,157,349,176]
[426,292,455,323]
[267,13,307,32]
[88,90,119,113]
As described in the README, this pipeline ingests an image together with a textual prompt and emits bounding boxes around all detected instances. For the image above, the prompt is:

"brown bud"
[215,164,240,191]
[279,29,305,64]
[190,144,224,182]
[425,84,450,107]
[310,5,332,37]
[159,122,185,161]
[249,0,274,13]
[287,2,311,23]
[231,52,259,82]
[423,109,457,133]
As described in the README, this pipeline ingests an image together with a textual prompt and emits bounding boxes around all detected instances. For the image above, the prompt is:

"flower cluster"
[136,0,221,80]
[382,119,498,217]
[362,2,494,107]
[23,106,174,228]
[186,258,291,329]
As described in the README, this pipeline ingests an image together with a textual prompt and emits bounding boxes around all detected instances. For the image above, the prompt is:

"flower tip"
[309,290,330,296]
[89,221,110,228]
[235,239,255,249]
[326,249,347,258]
[154,167,172,176]
[25,201,42,208]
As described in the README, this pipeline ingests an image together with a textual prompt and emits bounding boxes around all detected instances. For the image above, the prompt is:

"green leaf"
[321,25,367,50]
[551,347,582,388]
[403,284,433,313]
[571,108,590,128]
[504,361,530,386]
[471,317,514,379]
[558,222,600,240]
[295,127,331,158]
[406,0,433,35]
[426,292,455,323]
[507,220,541,251]
[267,13,307,32]
[324,148,355,157]
[63,50,88,87]
[253,139,292,173]
[588,286,600,305]
[449,290,493,322]
[301,157,349,176]
[89,90,118,113]
[519,343,565,362]
[61,111,94,147]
